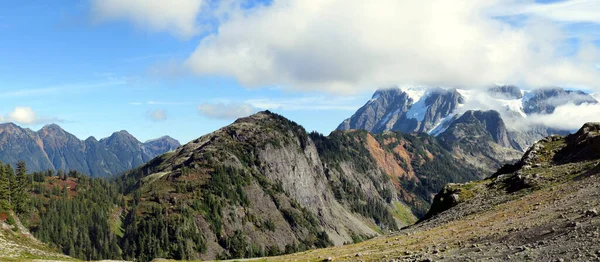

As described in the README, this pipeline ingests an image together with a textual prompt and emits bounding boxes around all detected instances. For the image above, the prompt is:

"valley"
[4,2,600,261]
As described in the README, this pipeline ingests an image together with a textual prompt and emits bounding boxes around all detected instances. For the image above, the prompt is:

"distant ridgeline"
[0,123,180,177]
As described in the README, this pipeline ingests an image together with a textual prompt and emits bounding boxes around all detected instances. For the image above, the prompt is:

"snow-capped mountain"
[337,86,464,134]
[338,85,598,171]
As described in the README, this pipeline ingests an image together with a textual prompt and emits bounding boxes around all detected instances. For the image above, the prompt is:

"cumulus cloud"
[527,103,600,130]
[0,106,62,125]
[91,0,205,38]
[197,102,258,120]
[147,109,167,121]
[182,0,600,93]
[246,96,362,111]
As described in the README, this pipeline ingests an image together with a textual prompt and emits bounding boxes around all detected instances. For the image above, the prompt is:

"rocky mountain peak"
[487,85,523,99]
[372,87,405,99]
[38,123,70,138]
[523,87,597,115]
[0,122,23,135]
[574,122,600,137]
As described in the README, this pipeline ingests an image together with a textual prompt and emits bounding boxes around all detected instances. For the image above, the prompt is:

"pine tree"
[0,163,9,210]
[14,161,28,214]
[6,163,15,206]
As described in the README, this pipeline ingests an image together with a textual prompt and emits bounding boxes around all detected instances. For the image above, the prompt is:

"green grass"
[392,201,417,225]
[110,207,124,238]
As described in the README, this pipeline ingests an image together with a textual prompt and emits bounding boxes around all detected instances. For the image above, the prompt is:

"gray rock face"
[337,87,411,132]
[437,110,523,172]
[337,87,463,134]
[122,111,409,257]
[445,110,513,148]
[0,123,180,177]
[487,85,523,99]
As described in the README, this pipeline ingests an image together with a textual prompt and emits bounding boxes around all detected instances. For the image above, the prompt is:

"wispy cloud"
[0,79,125,98]
[197,102,258,120]
[494,0,600,24]
[129,101,188,106]
[245,96,364,111]
[146,109,167,121]
[147,100,188,105]
[90,0,205,38]
[122,52,186,63]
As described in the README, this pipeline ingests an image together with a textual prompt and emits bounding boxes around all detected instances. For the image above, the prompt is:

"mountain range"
[112,111,483,260]
[338,85,597,171]
[0,122,180,177]
[1,110,599,261]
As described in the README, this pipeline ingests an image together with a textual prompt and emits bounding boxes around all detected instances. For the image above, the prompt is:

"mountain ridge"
[113,110,480,260]
[0,122,180,177]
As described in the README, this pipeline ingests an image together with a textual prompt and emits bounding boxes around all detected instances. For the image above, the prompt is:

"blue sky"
[0,0,599,143]
[0,1,371,143]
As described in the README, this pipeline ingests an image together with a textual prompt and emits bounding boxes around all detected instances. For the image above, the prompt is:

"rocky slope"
[0,123,180,177]
[0,211,73,261]
[265,122,600,261]
[437,110,523,172]
[117,111,479,261]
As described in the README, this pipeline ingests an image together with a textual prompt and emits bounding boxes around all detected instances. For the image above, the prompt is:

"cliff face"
[118,111,478,260]
[437,110,523,172]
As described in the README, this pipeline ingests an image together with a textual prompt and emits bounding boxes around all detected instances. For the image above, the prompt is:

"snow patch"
[456,89,473,103]
[428,113,458,136]
[497,98,527,117]
[400,85,428,102]
[378,108,402,127]
[405,91,431,121]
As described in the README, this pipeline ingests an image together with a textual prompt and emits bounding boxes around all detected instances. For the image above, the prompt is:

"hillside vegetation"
[0,111,482,261]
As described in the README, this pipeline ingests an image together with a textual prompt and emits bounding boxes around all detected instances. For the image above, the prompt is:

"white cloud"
[0,107,62,125]
[147,109,167,122]
[182,0,600,93]
[245,96,363,111]
[91,0,205,38]
[527,103,600,130]
[197,102,258,120]
[455,89,600,132]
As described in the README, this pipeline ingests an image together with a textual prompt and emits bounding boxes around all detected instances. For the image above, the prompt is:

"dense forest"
[0,161,333,261]
[0,163,123,260]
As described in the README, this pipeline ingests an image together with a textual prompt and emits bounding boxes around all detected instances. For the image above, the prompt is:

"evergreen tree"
[6,163,15,206]
[13,161,28,214]
[0,163,9,210]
